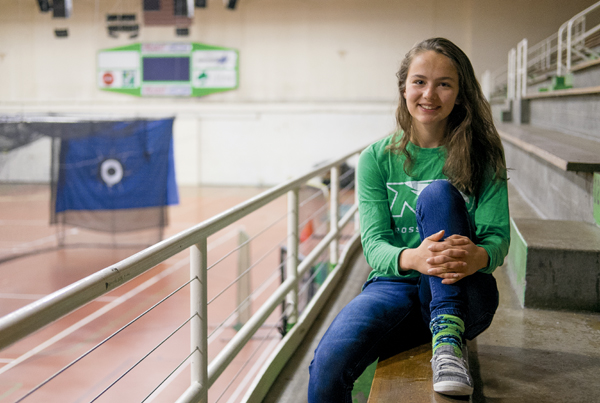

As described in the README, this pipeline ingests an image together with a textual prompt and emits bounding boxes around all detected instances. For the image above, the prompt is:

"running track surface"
[0,184,355,403]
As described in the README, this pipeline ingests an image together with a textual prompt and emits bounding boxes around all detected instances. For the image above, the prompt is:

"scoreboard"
[98,42,239,97]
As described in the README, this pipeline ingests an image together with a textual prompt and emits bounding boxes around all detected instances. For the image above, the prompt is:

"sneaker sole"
[433,380,474,396]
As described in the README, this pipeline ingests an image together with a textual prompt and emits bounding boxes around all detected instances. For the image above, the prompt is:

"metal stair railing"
[557,0,600,75]
[492,1,600,99]
[0,142,367,403]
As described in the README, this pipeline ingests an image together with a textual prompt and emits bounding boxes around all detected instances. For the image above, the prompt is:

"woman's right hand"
[398,230,468,277]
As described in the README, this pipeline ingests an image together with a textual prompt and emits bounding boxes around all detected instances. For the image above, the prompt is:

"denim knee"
[416,180,473,240]
[417,180,465,215]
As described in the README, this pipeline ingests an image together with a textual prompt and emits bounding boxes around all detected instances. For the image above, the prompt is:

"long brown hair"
[387,37,506,195]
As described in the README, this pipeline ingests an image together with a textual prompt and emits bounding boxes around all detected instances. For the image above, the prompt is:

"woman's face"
[403,50,460,138]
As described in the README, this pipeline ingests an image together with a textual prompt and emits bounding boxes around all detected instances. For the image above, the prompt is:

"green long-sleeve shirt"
[358,134,510,281]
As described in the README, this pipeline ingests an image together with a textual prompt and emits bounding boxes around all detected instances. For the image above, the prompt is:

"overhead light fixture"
[54,28,68,38]
[53,0,73,18]
[174,0,188,16]
[176,27,189,36]
[106,14,139,39]
[37,0,51,12]
[224,0,237,10]
[174,0,194,17]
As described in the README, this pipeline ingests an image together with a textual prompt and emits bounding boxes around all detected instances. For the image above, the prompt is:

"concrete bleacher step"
[507,218,600,311]
[496,122,600,172]
[498,123,600,311]
[518,86,600,141]
[497,122,600,225]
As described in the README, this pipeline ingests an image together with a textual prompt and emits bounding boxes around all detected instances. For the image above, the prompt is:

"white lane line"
[0,383,22,400]
[0,220,48,226]
[0,294,117,303]
[0,259,188,375]
[0,228,239,375]
[0,228,78,253]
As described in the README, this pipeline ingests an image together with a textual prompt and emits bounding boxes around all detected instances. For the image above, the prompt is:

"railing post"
[286,188,299,329]
[557,27,564,76]
[545,39,552,70]
[567,19,573,72]
[507,48,516,101]
[521,39,528,97]
[190,238,208,402]
[236,229,251,330]
[353,158,360,234]
[481,70,491,100]
[329,165,339,266]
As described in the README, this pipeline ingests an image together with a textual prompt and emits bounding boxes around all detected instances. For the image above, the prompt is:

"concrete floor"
[471,183,600,403]
[263,182,600,402]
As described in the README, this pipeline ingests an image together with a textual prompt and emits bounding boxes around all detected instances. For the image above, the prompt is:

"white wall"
[0,137,52,182]
[0,0,597,185]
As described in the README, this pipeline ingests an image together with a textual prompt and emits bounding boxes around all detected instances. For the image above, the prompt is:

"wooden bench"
[367,343,472,403]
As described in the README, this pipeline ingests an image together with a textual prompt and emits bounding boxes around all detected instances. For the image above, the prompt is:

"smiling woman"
[307,38,510,402]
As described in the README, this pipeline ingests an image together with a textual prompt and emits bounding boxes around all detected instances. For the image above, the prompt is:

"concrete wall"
[503,141,596,224]
[1,0,597,185]
[529,95,600,141]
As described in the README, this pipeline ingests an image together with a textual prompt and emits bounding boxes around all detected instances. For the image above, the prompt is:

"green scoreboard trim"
[97,42,239,97]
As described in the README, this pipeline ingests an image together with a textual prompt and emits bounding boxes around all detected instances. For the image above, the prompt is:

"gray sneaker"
[431,344,474,396]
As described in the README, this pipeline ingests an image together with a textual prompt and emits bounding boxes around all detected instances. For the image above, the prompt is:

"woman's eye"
[414,80,424,85]
[440,82,451,87]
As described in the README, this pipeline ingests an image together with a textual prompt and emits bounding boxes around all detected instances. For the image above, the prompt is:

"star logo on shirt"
[387,180,472,218]
[386,180,436,218]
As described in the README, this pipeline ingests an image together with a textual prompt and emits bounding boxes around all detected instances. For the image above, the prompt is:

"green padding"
[552,75,573,90]
[313,261,330,286]
[508,219,528,306]
[594,173,600,227]
[352,359,378,403]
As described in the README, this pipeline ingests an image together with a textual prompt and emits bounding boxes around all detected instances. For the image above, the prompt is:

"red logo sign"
[103,72,114,86]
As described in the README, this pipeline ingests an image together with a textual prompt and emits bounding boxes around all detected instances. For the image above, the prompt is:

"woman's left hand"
[425,235,489,284]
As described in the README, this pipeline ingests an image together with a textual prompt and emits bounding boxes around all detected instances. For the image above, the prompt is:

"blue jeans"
[308,180,499,403]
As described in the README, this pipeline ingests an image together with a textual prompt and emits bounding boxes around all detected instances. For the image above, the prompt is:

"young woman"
[308,37,510,401]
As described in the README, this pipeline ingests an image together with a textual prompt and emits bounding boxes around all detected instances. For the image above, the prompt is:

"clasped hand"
[399,230,487,284]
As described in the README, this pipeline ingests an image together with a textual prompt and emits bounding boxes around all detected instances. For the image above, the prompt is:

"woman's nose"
[423,85,436,99]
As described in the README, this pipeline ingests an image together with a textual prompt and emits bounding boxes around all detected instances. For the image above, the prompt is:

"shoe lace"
[432,354,470,376]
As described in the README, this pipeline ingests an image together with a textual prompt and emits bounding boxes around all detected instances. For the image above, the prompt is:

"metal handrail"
[496,1,600,99]
[0,140,368,402]
[557,0,600,75]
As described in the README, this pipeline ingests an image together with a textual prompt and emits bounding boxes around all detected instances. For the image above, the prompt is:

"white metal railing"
[490,1,600,99]
[0,143,366,402]
[558,1,600,75]
[506,48,517,100]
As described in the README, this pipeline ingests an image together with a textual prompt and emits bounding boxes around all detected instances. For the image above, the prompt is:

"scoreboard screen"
[98,42,238,97]
[143,57,190,82]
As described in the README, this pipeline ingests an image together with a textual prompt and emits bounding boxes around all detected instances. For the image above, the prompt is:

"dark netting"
[0,115,178,261]
[0,122,46,153]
